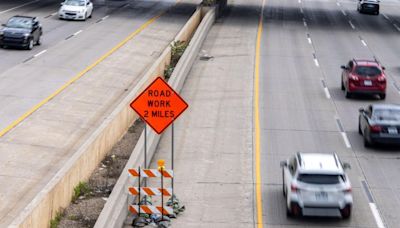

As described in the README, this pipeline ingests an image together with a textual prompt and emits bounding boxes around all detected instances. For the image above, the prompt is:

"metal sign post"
[171,122,174,197]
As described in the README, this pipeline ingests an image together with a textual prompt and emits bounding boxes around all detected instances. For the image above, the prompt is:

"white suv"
[280,153,353,218]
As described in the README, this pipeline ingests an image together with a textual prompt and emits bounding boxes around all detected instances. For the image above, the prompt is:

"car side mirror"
[280,161,287,168]
[342,162,351,170]
[359,108,364,113]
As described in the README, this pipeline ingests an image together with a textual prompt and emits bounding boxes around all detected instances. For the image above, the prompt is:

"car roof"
[353,59,380,67]
[11,15,35,20]
[372,104,400,111]
[297,153,343,175]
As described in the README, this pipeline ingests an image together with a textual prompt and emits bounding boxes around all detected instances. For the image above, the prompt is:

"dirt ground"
[57,119,144,228]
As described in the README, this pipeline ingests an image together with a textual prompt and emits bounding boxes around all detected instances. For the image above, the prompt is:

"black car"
[359,104,400,147]
[357,0,380,15]
[0,16,42,50]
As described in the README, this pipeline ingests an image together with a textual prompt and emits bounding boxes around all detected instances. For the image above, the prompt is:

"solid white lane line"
[324,87,331,99]
[341,132,351,148]
[74,30,83,36]
[369,203,386,228]
[349,21,355,29]
[33,50,47,57]
[0,0,39,14]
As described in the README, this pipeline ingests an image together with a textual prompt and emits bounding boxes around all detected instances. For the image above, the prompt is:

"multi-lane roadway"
[0,0,175,131]
[259,0,400,227]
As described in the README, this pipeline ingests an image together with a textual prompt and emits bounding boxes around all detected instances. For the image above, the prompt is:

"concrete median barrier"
[94,6,216,228]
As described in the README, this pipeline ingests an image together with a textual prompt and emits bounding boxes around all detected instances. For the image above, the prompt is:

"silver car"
[280,153,353,218]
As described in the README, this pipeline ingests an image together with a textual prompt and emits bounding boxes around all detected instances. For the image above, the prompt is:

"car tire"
[340,205,352,219]
[282,171,286,197]
[380,93,386,100]
[27,39,34,50]
[89,12,92,18]
[341,79,345,91]
[358,122,362,135]
[36,36,41,45]
[345,89,352,98]
[364,133,372,148]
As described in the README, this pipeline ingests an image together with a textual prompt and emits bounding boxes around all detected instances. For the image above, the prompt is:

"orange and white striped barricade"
[128,166,174,217]
[129,205,173,216]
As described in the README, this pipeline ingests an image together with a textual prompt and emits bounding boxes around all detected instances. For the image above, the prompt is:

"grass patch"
[165,41,188,79]
[50,210,64,228]
[72,181,91,202]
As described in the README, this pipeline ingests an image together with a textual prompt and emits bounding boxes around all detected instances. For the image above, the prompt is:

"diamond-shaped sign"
[130,77,188,134]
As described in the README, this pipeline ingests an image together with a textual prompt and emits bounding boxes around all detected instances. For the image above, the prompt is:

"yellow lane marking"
[255,0,265,227]
[0,12,165,137]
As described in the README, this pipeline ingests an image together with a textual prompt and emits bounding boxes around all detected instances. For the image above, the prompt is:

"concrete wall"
[94,7,215,228]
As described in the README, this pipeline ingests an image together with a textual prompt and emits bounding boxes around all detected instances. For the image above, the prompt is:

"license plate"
[315,192,328,201]
[364,80,372,86]
[388,127,398,134]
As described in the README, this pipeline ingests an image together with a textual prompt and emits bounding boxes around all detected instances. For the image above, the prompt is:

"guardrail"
[94,6,216,228]
[9,6,213,228]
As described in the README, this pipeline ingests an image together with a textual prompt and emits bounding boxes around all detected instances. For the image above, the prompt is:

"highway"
[259,0,400,227]
[0,0,175,131]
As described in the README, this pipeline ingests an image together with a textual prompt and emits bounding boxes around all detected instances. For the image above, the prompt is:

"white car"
[58,0,93,20]
[280,153,353,218]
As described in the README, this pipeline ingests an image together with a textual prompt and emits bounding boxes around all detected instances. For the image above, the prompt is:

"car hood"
[61,5,85,12]
[2,27,30,36]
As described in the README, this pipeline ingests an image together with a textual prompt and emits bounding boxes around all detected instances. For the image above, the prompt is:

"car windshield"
[373,108,400,121]
[64,0,85,6]
[6,17,32,29]
[298,174,342,184]
[354,66,381,77]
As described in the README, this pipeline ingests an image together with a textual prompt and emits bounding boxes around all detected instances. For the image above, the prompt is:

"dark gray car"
[0,16,42,50]
[359,104,400,147]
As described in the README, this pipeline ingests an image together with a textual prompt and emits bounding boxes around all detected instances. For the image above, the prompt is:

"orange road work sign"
[130,77,188,134]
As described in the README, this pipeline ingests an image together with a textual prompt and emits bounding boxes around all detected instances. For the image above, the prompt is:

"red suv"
[341,59,386,99]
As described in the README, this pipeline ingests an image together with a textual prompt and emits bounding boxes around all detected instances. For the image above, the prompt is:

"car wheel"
[341,79,345,91]
[380,93,386,100]
[27,39,34,50]
[36,36,41,45]
[340,205,352,219]
[358,122,362,135]
[364,133,372,148]
[89,12,92,18]
[282,171,286,197]
[345,88,352,98]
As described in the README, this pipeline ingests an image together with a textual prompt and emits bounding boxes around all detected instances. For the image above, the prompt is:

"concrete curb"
[9,7,205,228]
[94,7,216,228]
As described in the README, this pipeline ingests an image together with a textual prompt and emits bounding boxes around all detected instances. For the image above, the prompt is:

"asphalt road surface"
[0,0,175,131]
[259,0,400,227]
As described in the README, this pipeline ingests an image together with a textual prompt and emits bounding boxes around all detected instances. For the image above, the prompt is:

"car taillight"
[349,74,359,81]
[377,76,386,82]
[370,125,381,133]
[291,183,298,192]
[343,187,352,193]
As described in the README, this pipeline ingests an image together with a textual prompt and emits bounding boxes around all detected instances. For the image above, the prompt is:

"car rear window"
[355,66,381,77]
[297,174,342,184]
[373,109,400,121]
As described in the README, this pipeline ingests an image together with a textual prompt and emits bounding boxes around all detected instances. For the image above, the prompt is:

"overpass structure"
[1,0,400,227]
